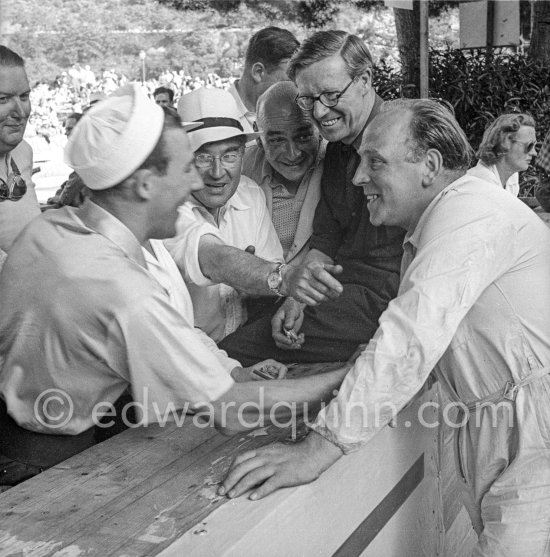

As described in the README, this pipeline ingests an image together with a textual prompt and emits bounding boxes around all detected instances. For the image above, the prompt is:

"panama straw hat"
[177,87,259,152]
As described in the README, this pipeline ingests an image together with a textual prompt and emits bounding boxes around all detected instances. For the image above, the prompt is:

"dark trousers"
[219,279,398,366]
[0,392,135,487]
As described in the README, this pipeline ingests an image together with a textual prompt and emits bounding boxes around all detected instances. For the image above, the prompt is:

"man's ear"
[359,68,373,92]
[251,62,266,84]
[422,149,443,187]
[132,168,156,200]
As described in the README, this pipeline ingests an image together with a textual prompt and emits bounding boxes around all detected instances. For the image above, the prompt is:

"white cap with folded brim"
[177,87,260,152]
[64,83,165,190]
[64,83,201,191]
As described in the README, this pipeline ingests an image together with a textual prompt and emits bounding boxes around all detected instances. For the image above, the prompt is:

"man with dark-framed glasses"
[0,45,40,264]
[220,31,405,365]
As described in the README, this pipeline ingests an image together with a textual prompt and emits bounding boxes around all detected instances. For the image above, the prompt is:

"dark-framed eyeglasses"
[0,159,27,202]
[193,150,243,169]
[511,139,536,154]
[295,76,358,112]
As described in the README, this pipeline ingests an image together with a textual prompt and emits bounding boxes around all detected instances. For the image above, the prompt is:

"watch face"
[267,271,281,290]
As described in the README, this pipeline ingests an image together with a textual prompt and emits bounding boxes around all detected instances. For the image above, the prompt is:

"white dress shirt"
[0,201,234,435]
[167,175,284,342]
[467,160,520,196]
[228,82,256,134]
[144,239,240,374]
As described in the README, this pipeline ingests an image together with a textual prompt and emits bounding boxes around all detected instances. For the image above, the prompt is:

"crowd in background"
[28,64,235,138]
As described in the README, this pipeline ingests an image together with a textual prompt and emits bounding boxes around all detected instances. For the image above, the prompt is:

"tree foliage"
[529,0,550,67]
[373,48,549,195]
[154,0,381,28]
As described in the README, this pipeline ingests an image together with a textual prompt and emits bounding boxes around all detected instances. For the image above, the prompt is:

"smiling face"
[502,124,537,174]
[353,110,430,232]
[0,65,31,155]
[192,137,245,210]
[149,130,203,239]
[294,54,371,145]
[258,102,319,188]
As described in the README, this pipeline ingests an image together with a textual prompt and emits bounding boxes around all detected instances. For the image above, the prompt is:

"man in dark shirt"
[220,31,404,364]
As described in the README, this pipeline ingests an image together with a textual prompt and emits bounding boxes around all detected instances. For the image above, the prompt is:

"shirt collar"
[405,173,469,249]
[77,199,146,268]
[229,81,249,117]
[351,93,383,151]
[186,184,251,224]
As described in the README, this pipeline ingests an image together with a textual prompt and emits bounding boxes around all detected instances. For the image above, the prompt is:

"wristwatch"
[267,262,287,297]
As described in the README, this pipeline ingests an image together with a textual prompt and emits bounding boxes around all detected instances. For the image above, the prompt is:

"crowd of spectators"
[28,64,235,139]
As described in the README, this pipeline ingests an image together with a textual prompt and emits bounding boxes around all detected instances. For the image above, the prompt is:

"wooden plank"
[56,424,305,556]
[0,363,337,556]
[158,385,442,557]
[0,367,445,557]
[0,424,221,555]
[332,454,424,556]
[419,0,429,98]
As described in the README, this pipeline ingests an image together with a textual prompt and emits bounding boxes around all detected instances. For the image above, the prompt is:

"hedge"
[373,48,549,195]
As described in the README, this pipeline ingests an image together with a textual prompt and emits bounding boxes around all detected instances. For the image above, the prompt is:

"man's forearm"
[212,365,351,434]
[197,236,343,304]
[198,235,281,296]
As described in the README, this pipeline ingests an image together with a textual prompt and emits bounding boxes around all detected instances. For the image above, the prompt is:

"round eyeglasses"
[193,151,243,169]
[295,76,358,112]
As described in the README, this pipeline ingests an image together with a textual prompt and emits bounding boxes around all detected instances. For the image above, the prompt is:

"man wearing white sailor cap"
[0,84,348,486]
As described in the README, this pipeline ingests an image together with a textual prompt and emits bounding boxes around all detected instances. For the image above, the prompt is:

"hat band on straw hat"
[193,117,244,131]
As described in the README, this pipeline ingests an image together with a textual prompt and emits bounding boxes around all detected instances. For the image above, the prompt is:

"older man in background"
[238,80,324,321]
[245,81,324,265]
[229,26,299,133]
[0,45,40,267]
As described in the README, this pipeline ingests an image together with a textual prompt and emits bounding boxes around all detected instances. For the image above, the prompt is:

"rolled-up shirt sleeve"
[117,291,235,423]
[164,203,224,287]
[311,192,519,453]
[194,325,241,374]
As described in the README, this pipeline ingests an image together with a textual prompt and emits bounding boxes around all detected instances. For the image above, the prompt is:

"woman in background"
[468,112,537,196]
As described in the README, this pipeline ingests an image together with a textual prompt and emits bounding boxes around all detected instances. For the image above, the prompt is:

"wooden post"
[486,0,495,59]
[419,0,429,98]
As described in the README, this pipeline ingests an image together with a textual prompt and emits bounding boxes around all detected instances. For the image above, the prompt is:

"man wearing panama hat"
[168,87,285,343]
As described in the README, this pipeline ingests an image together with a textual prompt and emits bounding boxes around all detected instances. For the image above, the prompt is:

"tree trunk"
[393,4,420,98]
[529,0,550,66]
